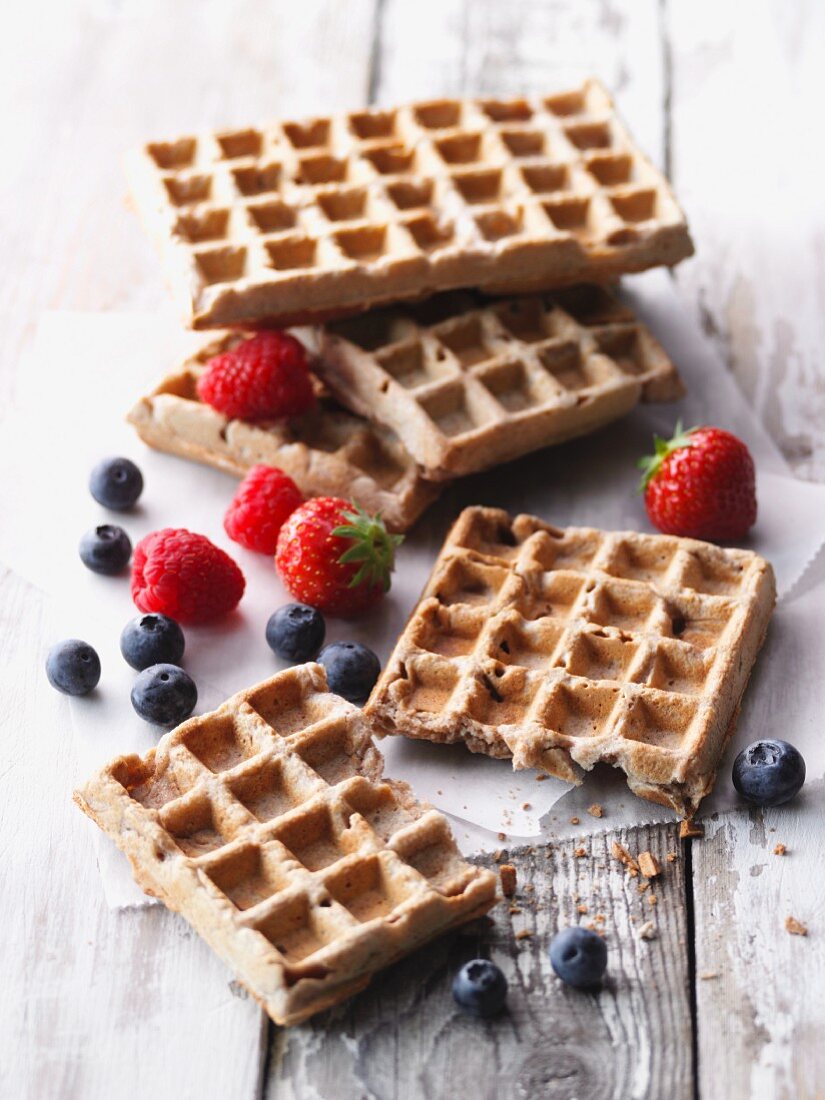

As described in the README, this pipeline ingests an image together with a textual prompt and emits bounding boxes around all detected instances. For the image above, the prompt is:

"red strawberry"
[197,331,315,421]
[224,465,304,554]
[638,422,757,541]
[275,498,402,617]
[131,528,245,623]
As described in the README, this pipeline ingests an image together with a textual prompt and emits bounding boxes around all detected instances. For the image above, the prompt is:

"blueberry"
[120,614,186,671]
[318,641,380,704]
[266,603,326,662]
[452,959,508,1018]
[89,456,144,511]
[79,524,132,575]
[131,664,197,726]
[46,639,101,696]
[733,739,806,807]
[549,926,607,989]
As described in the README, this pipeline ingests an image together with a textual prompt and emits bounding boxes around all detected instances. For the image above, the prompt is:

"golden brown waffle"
[367,507,775,816]
[315,283,683,480]
[126,81,693,328]
[127,332,440,532]
[74,664,497,1027]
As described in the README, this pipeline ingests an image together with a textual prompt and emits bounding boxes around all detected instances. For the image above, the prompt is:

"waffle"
[126,80,693,329]
[74,663,497,1026]
[315,283,683,480]
[127,332,440,532]
[367,507,775,816]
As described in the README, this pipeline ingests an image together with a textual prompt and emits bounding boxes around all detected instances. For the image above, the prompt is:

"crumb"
[638,881,650,894]
[699,971,719,981]
[509,905,522,915]
[515,929,532,940]
[436,789,443,796]
[535,774,547,782]
[493,849,503,862]
[526,846,535,855]
[497,832,506,841]
[594,913,605,923]
[569,816,580,825]
[774,844,787,856]
[679,819,705,839]
[524,883,534,894]
[522,802,532,811]
[574,846,587,858]
[785,916,808,937]
[638,851,662,879]
[638,920,657,941]
[647,894,658,907]
[666,852,678,863]
[499,863,517,898]
[587,803,603,818]
[611,841,640,876]
[577,903,588,914]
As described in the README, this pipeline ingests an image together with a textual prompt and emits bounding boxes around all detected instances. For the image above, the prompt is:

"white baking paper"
[4,269,824,908]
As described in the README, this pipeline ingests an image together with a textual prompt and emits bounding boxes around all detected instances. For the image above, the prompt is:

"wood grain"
[266,826,692,1100]
[692,805,825,1100]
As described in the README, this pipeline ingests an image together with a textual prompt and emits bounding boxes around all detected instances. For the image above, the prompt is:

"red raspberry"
[131,528,245,624]
[223,465,304,554]
[639,422,757,541]
[197,331,315,421]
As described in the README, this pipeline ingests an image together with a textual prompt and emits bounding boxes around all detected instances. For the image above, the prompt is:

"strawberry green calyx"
[332,503,404,592]
[636,420,698,492]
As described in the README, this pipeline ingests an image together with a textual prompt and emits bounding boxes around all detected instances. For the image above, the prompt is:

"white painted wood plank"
[666,0,825,479]
[692,803,825,1100]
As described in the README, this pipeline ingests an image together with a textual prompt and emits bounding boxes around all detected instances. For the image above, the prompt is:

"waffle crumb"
[509,905,522,915]
[515,929,533,941]
[569,816,580,825]
[611,841,640,876]
[498,832,507,842]
[638,851,661,878]
[785,916,808,937]
[679,819,705,839]
[535,774,547,782]
[699,971,720,981]
[774,843,787,856]
[499,864,517,898]
[638,881,650,894]
[587,803,604,818]
[647,894,658,907]
[522,802,532,811]
[577,903,588,914]
[638,920,657,940]
[666,852,678,863]
[574,846,587,858]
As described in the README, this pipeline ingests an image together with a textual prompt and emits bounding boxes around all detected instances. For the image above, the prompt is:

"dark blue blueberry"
[131,664,197,726]
[120,614,186,671]
[46,639,101,696]
[89,456,144,511]
[732,739,806,807]
[318,641,380,704]
[452,959,508,1018]
[79,524,132,575]
[266,603,326,662]
[549,926,607,989]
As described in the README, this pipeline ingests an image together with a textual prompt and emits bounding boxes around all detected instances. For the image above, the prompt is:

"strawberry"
[638,421,757,541]
[197,331,315,421]
[275,498,402,617]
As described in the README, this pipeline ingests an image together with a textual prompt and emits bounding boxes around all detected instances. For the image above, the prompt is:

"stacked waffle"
[126,81,692,526]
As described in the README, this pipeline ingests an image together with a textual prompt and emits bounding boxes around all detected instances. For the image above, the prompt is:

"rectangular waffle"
[126,80,693,328]
[367,507,775,816]
[314,283,684,480]
[74,663,497,1026]
[127,332,441,532]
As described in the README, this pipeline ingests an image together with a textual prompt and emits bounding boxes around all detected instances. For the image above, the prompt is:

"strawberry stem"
[332,503,404,591]
[636,420,697,492]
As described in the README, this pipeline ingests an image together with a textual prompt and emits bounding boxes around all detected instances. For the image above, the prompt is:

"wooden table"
[4,2,823,1097]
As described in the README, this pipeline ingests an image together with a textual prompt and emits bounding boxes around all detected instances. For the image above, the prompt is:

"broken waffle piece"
[127,332,439,532]
[315,284,683,481]
[785,916,808,937]
[679,819,706,840]
[499,863,517,897]
[126,81,693,329]
[73,663,497,1026]
[367,505,775,817]
[637,851,661,879]
[611,842,640,876]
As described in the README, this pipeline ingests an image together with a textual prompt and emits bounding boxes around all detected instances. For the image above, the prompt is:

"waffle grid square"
[127,81,693,328]
[367,507,776,815]
[74,664,497,1026]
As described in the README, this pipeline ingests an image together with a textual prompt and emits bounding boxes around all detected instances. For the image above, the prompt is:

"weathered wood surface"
[2,1,824,1097]
[267,825,692,1100]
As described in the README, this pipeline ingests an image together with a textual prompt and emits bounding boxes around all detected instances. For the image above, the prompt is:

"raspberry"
[223,465,304,554]
[131,529,245,624]
[196,331,315,421]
